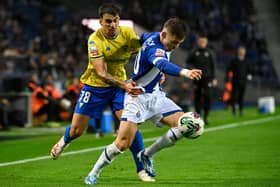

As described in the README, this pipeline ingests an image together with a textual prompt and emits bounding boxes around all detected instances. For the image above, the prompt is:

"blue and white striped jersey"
[132,32,183,93]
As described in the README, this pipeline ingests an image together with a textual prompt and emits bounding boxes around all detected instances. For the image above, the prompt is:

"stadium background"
[0,0,279,127]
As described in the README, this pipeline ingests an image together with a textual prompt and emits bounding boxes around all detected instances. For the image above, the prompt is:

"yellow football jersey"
[80,26,141,87]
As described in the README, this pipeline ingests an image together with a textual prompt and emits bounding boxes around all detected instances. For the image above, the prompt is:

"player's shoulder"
[143,32,160,48]
[119,26,135,35]
[142,34,166,57]
[88,30,103,42]
[119,26,134,32]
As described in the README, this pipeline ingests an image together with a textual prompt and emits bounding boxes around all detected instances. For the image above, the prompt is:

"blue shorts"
[74,85,124,119]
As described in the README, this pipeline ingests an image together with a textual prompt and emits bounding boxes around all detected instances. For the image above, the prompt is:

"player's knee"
[115,139,130,151]
[70,126,84,138]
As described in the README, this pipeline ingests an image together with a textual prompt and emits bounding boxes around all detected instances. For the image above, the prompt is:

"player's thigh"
[111,88,125,120]
[160,111,184,128]
[115,121,138,150]
[153,94,183,127]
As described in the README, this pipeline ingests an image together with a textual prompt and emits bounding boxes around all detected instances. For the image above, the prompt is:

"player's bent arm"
[91,58,127,89]
[91,58,142,95]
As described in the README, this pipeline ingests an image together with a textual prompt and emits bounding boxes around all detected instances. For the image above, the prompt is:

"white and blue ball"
[177,112,205,139]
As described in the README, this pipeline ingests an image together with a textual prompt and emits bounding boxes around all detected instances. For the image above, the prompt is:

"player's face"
[197,37,208,48]
[238,47,246,57]
[100,13,120,38]
[161,31,185,51]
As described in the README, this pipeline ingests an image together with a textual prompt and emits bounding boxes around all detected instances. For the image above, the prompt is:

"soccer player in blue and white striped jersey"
[85,18,202,185]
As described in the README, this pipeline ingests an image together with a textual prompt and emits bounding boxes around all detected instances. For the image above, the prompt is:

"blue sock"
[63,125,75,144]
[129,130,145,173]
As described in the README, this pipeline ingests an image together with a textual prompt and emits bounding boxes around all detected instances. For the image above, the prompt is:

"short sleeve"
[88,35,104,60]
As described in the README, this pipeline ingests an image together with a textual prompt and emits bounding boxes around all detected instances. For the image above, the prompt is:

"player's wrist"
[179,69,190,78]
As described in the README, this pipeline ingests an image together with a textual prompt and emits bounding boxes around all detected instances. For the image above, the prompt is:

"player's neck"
[101,29,119,40]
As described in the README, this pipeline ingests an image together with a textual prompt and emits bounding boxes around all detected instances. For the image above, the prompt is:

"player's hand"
[130,87,143,96]
[186,69,202,80]
[125,81,143,96]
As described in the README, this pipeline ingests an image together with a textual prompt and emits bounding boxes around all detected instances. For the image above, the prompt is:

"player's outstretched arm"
[180,68,202,80]
[152,55,202,80]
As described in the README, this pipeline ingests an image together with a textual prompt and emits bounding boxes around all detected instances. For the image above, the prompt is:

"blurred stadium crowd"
[120,0,278,84]
[0,0,279,128]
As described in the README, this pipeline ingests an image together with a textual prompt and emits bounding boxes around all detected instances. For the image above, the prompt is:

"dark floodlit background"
[0,0,279,128]
[0,2,280,186]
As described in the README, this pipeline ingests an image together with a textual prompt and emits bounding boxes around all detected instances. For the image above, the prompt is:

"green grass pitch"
[0,106,280,186]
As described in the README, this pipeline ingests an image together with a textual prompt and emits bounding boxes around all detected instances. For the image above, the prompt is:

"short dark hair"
[98,3,121,17]
[163,18,189,39]
[237,44,246,49]
[198,30,208,38]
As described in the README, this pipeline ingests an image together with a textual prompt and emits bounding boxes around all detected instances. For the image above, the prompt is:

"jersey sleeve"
[88,34,104,60]
[126,28,141,53]
[146,46,182,76]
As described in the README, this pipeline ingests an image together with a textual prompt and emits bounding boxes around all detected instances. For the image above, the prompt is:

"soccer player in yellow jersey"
[50,3,154,182]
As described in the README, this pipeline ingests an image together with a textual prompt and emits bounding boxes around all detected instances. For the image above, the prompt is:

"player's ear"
[161,31,167,39]
[99,18,102,26]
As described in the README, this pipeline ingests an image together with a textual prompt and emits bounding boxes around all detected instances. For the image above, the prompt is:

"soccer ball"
[177,112,205,139]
